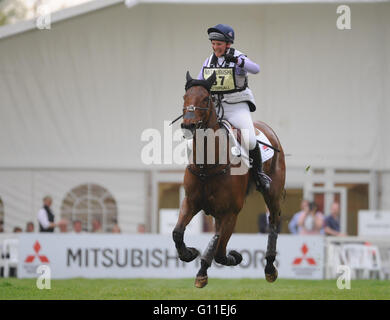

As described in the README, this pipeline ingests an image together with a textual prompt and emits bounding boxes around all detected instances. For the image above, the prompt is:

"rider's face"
[211,40,230,57]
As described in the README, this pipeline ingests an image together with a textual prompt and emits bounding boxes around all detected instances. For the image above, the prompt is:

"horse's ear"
[186,71,193,83]
[206,71,216,90]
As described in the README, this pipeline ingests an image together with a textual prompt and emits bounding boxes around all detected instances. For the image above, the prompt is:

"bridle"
[181,94,230,181]
[170,83,230,181]
[182,95,213,130]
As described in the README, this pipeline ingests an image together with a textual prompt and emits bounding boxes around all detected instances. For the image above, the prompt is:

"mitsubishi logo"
[293,244,316,265]
[25,241,49,263]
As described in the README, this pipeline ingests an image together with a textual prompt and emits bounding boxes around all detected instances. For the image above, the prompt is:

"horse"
[172,71,286,288]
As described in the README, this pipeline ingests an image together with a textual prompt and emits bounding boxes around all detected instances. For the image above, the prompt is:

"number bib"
[203,67,237,94]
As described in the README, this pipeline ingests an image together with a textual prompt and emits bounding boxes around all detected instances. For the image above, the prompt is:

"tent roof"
[0,0,388,40]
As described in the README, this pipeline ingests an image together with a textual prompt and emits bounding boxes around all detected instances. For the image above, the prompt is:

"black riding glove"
[224,53,238,64]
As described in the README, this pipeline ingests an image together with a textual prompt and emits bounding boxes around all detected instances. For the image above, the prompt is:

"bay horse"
[172,71,286,288]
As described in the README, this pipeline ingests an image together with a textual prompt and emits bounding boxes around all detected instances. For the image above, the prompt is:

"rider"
[197,23,271,192]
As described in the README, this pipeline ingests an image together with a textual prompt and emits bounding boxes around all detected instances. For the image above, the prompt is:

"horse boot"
[249,142,272,193]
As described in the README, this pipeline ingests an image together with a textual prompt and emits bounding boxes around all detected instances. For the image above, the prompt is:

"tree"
[0,0,29,26]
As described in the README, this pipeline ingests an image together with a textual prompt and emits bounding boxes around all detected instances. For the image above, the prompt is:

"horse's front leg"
[195,213,242,288]
[214,213,243,267]
[172,196,200,263]
[195,233,219,288]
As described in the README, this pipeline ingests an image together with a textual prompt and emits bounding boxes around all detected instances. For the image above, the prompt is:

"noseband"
[183,96,213,129]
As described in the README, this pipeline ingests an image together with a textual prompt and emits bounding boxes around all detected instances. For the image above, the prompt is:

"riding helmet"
[207,24,235,43]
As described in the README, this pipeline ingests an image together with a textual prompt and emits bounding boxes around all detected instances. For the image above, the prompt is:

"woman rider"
[197,24,271,192]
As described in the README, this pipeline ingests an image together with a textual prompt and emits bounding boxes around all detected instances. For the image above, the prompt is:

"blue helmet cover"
[207,24,235,43]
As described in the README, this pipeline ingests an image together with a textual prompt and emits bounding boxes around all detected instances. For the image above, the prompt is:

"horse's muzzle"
[181,122,196,131]
[181,123,195,139]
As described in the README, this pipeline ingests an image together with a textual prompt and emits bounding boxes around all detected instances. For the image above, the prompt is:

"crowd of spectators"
[287,199,345,236]
[258,199,346,236]
[1,195,126,234]
[4,195,344,236]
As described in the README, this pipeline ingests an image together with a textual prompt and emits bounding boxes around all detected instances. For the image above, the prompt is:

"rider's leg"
[222,102,271,192]
[222,102,257,150]
[249,142,271,192]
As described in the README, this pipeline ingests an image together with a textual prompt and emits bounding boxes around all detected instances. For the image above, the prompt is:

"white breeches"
[219,101,257,150]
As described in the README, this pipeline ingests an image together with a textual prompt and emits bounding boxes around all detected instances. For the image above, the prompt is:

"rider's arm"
[197,55,260,78]
[197,57,209,80]
[237,55,260,74]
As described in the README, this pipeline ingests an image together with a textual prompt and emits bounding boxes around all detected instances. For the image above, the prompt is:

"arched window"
[61,184,118,232]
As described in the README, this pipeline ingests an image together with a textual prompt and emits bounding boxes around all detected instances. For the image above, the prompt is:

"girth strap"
[187,164,231,181]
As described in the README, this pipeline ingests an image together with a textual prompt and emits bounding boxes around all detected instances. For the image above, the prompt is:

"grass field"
[0,278,389,300]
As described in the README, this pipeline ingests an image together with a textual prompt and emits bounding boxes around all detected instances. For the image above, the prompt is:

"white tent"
[0,0,389,232]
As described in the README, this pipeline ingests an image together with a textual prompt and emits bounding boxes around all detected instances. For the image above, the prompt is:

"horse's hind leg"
[264,194,282,283]
[172,196,200,263]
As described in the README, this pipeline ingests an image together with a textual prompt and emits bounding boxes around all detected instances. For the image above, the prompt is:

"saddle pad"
[255,128,275,163]
[222,121,275,167]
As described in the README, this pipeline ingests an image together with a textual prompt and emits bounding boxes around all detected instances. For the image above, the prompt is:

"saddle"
[219,120,275,168]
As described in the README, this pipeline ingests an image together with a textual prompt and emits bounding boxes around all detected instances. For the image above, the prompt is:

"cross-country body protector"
[202,48,257,112]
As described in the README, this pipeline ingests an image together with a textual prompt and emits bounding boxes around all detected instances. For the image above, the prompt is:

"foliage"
[0,0,29,26]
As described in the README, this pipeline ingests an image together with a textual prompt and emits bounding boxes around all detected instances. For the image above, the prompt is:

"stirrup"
[255,172,272,192]
[259,172,272,183]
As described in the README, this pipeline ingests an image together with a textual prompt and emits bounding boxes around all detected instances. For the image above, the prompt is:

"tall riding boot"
[249,142,272,193]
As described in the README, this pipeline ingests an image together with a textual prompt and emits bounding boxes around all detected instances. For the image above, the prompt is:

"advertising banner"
[18,234,324,279]
[358,210,390,236]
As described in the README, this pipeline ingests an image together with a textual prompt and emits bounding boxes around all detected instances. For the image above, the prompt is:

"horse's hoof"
[195,276,208,288]
[265,268,278,283]
[228,250,243,265]
[180,247,200,262]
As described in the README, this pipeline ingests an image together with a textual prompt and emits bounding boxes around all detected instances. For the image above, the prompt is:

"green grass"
[0,278,389,300]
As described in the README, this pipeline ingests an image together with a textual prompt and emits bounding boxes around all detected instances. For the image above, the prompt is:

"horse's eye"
[203,97,209,104]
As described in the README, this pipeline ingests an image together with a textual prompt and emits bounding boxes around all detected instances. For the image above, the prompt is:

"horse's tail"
[246,173,256,196]
[282,188,287,202]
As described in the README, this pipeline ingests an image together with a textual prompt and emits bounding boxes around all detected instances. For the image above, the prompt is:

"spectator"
[37,195,67,232]
[111,224,121,233]
[59,221,68,233]
[0,220,3,232]
[324,202,346,236]
[258,206,281,234]
[288,200,309,234]
[25,221,35,233]
[298,201,324,235]
[92,218,103,233]
[137,223,145,233]
[72,220,85,233]
[13,226,22,233]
